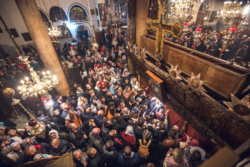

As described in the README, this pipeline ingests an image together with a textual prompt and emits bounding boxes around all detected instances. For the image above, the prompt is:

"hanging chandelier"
[216,1,244,24]
[216,0,249,58]
[17,56,59,97]
[166,0,193,24]
[48,25,61,37]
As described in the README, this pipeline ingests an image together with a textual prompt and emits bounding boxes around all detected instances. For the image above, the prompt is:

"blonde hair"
[88,90,94,95]
[51,139,61,146]
[173,148,184,164]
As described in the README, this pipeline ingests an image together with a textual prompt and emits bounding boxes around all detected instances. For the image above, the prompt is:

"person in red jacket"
[121,126,136,150]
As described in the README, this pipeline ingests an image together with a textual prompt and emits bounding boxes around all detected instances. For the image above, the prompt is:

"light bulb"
[29,88,33,92]
[21,80,24,84]
[25,77,29,80]
[38,86,41,90]
[23,88,26,92]
[42,72,45,75]
[47,71,50,75]
[18,86,21,90]
[47,80,51,84]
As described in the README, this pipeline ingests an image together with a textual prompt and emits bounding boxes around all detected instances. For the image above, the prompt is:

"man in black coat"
[78,44,86,57]
[73,149,88,167]
[102,140,118,167]
[196,41,207,53]
[111,113,121,135]
[68,123,88,151]
[86,147,103,167]
[51,109,67,132]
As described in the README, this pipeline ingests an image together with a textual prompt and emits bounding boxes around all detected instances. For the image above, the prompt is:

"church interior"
[0,0,250,166]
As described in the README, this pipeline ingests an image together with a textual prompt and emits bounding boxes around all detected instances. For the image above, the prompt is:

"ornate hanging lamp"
[2,87,46,138]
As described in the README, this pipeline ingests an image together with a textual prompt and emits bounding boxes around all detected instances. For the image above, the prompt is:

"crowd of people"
[0,26,210,167]
[164,23,250,68]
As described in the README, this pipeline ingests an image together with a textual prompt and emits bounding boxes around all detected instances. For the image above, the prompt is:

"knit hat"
[0,122,6,129]
[10,142,19,151]
[142,130,152,139]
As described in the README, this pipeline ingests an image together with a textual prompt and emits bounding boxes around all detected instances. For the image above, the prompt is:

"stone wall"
[0,0,100,57]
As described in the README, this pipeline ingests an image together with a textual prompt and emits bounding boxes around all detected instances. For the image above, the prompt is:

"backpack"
[138,139,151,159]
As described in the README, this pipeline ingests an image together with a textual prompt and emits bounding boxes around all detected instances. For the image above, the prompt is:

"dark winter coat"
[50,140,73,156]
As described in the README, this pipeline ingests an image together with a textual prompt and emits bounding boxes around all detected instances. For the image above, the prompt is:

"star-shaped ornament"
[168,65,182,82]
[187,72,206,95]
[223,94,250,124]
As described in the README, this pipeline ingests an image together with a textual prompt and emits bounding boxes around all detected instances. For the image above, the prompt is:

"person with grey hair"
[73,149,88,167]
[23,145,41,163]
[22,137,38,147]
[7,142,24,164]
[89,128,104,153]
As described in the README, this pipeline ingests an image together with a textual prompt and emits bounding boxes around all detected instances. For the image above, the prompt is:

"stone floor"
[9,107,36,129]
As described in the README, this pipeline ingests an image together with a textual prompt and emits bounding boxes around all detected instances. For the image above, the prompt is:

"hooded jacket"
[117,152,141,167]
[102,145,118,160]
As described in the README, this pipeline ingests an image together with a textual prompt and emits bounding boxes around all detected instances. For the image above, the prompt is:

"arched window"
[39,10,51,27]
[70,5,88,22]
[50,7,68,22]
[77,25,89,41]
[57,26,72,39]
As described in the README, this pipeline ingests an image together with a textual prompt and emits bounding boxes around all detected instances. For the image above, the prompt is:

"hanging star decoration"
[168,65,182,82]
[223,94,250,124]
[187,72,206,95]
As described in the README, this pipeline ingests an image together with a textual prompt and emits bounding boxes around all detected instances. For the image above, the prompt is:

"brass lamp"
[2,87,46,138]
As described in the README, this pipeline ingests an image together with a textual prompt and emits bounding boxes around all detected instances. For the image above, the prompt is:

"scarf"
[103,146,114,156]
[53,140,65,152]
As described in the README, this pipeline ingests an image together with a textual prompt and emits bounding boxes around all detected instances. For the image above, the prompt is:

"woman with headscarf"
[121,126,136,150]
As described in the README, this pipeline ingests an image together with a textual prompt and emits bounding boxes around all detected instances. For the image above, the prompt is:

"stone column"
[127,0,136,44]
[15,0,70,96]
[136,0,150,50]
